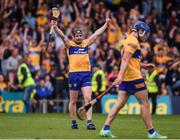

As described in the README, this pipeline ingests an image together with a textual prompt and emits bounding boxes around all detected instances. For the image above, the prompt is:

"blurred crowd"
[0,0,179,106]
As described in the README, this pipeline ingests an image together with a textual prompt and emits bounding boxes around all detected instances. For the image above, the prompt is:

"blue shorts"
[68,71,92,90]
[119,79,147,94]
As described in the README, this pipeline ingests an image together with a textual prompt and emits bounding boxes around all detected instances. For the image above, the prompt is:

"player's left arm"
[113,41,138,85]
[88,18,111,44]
[113,51,133,85]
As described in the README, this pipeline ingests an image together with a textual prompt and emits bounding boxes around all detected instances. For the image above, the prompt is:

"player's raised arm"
[88,18,111,44]
[51,20,70,45]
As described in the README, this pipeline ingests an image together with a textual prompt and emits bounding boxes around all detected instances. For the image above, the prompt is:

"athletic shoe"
[87,123,96,130]
[71,124,78,129]
[148,131,167,139]
[99,129,117,138]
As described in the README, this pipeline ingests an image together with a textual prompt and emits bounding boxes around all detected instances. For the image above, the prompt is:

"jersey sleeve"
[65,40,71,48]
[124,37,138,54]
[82,39,91,47]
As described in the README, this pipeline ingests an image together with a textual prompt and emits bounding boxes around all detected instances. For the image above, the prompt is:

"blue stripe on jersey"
[69,46,88,55]
[29,51,41,55]
[132,50,141,59]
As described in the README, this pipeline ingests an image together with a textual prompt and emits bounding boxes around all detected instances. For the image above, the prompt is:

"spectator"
[146,69,161,114]
[0,40,12,76]
[41,41,54,74]
[6,48,22,85]
[25,25,45,70]
[60,0,74,27]
[32,78,53,112]
[27,38,42,70]
[92,65,106,112]
[35,78,53,99]
[0,74,7,91]
[165,60,180,96]
[17,58,35,113]
[53,48,69,100]
[36,3,48,27]
[142,0,153,16]
[152,0,163,18]
[23,11,36,29]
[44,74,54,93]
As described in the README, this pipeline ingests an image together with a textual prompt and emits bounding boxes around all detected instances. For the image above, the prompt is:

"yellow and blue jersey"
[66,39,92,90]
[28,46,41,67]
[121,35,142,81]
[119,35,146,94]
[66,39,91,73]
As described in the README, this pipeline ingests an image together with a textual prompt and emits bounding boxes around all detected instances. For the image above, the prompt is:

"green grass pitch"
[0,113,179,139]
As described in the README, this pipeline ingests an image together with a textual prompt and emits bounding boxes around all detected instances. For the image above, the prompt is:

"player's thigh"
[69,90,79,102]
[81,86,92,101]
[117,90,129,106]
[134,90,149,104]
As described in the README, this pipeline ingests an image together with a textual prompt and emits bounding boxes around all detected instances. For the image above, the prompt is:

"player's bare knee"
[69,99,77,106]
[116,102,125,110]
[141,100,150,109]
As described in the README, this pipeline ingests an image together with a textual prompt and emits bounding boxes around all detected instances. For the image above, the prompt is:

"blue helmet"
[132,21,150,33]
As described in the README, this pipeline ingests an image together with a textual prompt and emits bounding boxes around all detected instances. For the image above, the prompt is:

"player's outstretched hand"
[113,76,122,86]
[106,18,111,23]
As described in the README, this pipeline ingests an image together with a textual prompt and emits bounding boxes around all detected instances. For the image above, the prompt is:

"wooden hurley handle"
[83,85,114,112]
[96,85,114,100]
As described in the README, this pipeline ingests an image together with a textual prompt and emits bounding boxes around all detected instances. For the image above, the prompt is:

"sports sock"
[104,125,110,130]
[87,120,92,125]
[72,120,77,125]
[148,128,155,135]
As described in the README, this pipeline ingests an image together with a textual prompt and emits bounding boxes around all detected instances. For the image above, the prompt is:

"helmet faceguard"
[132,21,150,42]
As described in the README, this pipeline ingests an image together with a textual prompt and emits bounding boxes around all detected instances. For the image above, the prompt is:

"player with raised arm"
[99,21,167,139]
[51,17,111,130]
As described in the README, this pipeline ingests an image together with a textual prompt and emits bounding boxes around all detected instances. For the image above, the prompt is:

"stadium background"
[0,0,179,114]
